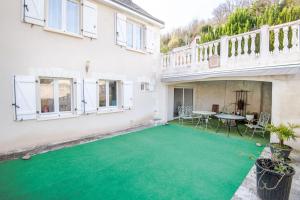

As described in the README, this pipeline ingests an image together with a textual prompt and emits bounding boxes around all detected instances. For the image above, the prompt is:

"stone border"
[0,123,160,162]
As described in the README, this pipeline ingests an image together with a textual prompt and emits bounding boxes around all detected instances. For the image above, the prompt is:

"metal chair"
[178,106,194,124]
[244,112,270,138]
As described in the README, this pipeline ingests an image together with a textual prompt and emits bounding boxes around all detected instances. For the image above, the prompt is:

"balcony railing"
[161,20,300,78]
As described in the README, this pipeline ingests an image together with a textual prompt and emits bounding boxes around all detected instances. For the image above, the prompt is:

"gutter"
[97,0,165,28]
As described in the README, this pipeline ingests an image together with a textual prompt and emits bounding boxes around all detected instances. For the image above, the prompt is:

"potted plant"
[256,154,295,200]
[267,123,300,159]
[245,111,254,123]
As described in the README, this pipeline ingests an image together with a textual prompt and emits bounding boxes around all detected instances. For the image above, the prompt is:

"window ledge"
[126,47,147,54]
[44,27,84,39]
[37,113,78,121]
[97,108,124,114]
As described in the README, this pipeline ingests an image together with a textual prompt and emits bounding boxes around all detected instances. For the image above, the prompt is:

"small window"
[40,78,73,114]
[126,20,144,50]
[98,80,118,109]
[47,0,80,34]
[141,82,150,91]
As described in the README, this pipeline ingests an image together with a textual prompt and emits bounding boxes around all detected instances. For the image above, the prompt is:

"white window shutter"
[82,0,98,39]
[23,0,45,26]
[146,26,154,53]
[83,79,97,114]
[116,13,127,46]
[13,76,37,121]
[123,81,133,110]
[74,79,83,115]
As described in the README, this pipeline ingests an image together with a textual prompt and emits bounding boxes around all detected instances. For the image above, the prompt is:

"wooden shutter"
[23,0,45,26]
[13,76,37,121]
[82,0,98,39]
[116,13,127,46]
[146,26,154,53]
[74,78,83,115]
[83,79,97,114]
[123,81,133,110]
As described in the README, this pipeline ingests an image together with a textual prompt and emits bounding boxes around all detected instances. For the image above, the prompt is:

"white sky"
[133,0,225,33]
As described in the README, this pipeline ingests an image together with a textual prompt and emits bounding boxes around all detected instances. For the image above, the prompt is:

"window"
[126,21,143,50]
[40,78,73,114]
[141,82,150,91]
[98,80,118,108]
[47,0,80,34]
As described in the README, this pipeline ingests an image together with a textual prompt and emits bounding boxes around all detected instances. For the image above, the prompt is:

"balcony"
[161,20,300,82]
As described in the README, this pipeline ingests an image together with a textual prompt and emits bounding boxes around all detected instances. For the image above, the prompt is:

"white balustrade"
[161,19,300,76]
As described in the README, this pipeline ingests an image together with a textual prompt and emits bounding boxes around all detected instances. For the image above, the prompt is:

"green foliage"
[161,1,300,52]
[266,123,300,147]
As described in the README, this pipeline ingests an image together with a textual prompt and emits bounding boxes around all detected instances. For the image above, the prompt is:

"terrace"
[161,20,300,82]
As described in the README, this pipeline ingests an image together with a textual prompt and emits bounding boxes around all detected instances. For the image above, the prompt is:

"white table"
[193,111,216,128]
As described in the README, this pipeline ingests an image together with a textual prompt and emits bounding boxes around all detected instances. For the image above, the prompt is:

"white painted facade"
[0,0,167,154]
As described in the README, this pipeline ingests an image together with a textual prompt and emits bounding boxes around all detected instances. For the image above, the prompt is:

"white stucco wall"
[0,0,166,153]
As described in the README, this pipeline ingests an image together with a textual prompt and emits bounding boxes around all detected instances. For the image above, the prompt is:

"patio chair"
[178,106,194,124]
[244,112,270,138]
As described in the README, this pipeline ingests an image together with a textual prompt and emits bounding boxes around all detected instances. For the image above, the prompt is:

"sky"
[133,0,225,33]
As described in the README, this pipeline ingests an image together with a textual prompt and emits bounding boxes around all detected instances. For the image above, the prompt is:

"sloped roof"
[110,0,164,25]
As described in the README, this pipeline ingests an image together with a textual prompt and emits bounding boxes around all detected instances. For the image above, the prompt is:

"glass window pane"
[59,79,72,112]
[134,25,142,49]
[48,0,62,29]
[40,79,55,113]
[126,22,133,48]
[99,80,106,107]
[109,81,117,107]
[66,0,80,34]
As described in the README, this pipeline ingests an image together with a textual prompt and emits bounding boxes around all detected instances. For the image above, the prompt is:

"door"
[173,88,193,117]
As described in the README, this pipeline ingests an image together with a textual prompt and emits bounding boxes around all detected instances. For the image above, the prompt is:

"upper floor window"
[48,0,80,35]
[40,78,73,114]
[126,21,143,50]
[98,80,118,109]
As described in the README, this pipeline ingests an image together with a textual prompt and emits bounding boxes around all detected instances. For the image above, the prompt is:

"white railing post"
[283,26,289,52]
[292,25,299,51]
[220,36,228,67]
[260,25,270,58]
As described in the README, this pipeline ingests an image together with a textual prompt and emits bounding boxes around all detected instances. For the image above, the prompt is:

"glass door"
[173,88,193,117]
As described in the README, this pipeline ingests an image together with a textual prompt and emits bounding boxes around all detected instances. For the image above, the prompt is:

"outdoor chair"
[244,112,270,138]
[178,106,194,124]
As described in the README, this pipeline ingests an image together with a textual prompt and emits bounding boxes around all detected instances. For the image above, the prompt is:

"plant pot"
[256,158,295,200]
[270,143,293,159]
[246,114,254,122]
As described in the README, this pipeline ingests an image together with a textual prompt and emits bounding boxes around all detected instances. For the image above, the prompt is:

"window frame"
[140,82,150,92]
[45,0,82,36]
[126,20,145,51]
[38,77,74,117]
[98,80,119,111]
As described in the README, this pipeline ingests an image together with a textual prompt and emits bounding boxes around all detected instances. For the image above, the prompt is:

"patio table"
[215,114,245,136]
[193,111,216,129]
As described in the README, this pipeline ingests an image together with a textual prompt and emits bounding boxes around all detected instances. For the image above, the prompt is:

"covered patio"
[167,80,272,137]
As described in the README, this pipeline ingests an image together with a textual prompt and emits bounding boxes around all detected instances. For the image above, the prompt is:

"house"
[0,0,165,154]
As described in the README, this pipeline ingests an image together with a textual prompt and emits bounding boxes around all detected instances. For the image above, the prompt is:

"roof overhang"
[97,0,165,28]
[161,63,300,83]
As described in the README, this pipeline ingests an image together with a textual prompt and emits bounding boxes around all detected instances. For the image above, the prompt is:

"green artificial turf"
[0,125,264,200]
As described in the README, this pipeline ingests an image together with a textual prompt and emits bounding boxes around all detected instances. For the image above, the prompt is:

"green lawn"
[0,124,264,200]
